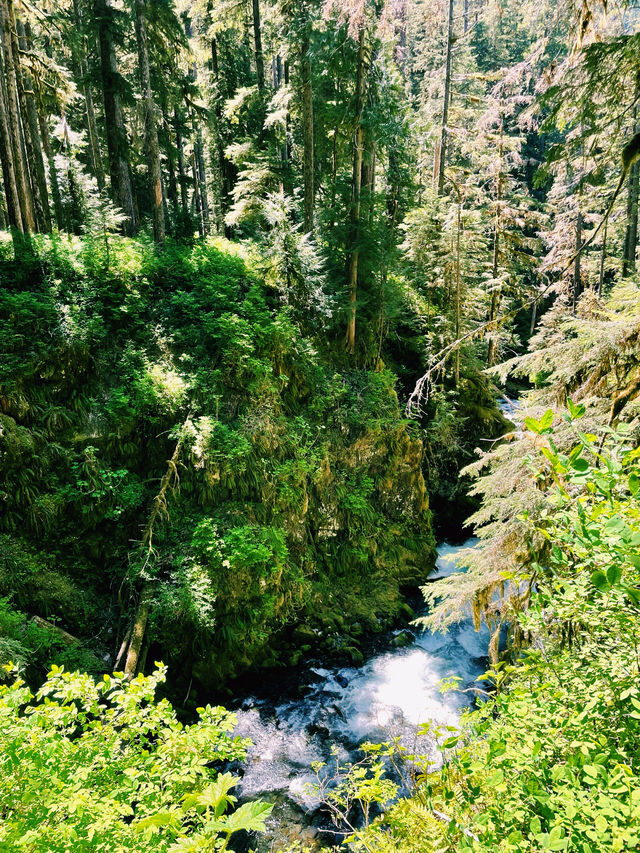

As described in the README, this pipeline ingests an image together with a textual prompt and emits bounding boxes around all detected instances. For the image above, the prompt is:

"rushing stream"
[229,539,489,850]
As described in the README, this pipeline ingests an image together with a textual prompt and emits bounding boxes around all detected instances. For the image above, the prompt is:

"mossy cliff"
[0,235,435,688]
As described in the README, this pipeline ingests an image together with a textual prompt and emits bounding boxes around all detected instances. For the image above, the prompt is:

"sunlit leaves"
[0,666,266,853]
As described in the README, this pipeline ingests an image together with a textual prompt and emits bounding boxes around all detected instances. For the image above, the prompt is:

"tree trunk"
[134,0,165,245]
[455,197,461,384]
[487,221,500,367]
[123,589,150,679]
[38,108,64,231]
[436,0,454,196]
[0,0,34,232]
[6,0,45,231]
[252,0,265,94]
[0,47,21,232]
[71,0,105,192]
[300,11,314,233]
[95,0,137,235]
[623,156,639,277]
[191,148,204,236]
[195,126,210,235]
[598,218,608,296]
[17,20,50,231]
[345,26,367,355]
[121,421,189,680]
[162,105,179,228]
[174,106,189,221]
[572,209,583,314]
[487,120,503,367]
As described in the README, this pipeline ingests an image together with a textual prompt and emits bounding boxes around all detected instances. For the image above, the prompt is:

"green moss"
[0,235,435,685]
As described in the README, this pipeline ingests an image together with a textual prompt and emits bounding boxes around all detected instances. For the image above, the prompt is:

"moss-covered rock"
[0,236,436,686]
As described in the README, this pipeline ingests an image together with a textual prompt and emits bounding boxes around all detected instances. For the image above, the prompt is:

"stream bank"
[225,539,488,852]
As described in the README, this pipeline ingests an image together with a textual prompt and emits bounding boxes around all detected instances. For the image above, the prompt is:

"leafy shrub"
[344,409,640,852]
[0,664,272,852]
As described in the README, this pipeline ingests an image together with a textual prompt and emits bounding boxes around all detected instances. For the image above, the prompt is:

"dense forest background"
[0,0,638,700]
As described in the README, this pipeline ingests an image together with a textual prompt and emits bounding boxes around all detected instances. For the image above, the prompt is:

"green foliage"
[0,663,271,852]
[346,409,640,853]
[0,234,434,686]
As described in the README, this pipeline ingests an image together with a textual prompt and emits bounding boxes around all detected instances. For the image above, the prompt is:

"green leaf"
[567,399,586,420]
[590,571,609,591]
[222,800,274,834]
[606,565,622,587]
[136,811,181,831]
[525,416,541,435]
[182,773,239,814]
[539,409,554,431]
[485,769,504,787]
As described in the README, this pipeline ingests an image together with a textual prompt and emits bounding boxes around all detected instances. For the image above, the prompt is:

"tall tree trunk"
[71,0,105,192]
[134,0,164,245]
[173,107,189,223]
[0,0,34,232]
[435,0,454,196]
[345,25,367,355]
[252,0,265,94]
[37,108,63,231]
[487,220,501,367]
[162,105,179,228]
[195,126,209,235]
[6,0,45,231]
[623,157,639,277]
[598,218,608,296]
[0,52,21,232]
[455,196,461,384]
[17,20,50,231]
[572,209,583,314]
[95,0,137,235]
[300,11,314,233]
[191,149,204,237]
[487,120,503,367]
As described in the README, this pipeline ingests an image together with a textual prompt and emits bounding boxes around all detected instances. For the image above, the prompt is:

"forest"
[1,0,640,849]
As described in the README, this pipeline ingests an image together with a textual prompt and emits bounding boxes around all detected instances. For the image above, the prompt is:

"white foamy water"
[233,539,487,808]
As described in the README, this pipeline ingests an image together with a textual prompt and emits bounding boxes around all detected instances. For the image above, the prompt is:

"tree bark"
[487,120,503,367]
[300,10,314,232]
[623,156,639,277]
[345,25,367,355]
[71,0,105,192]
[17,20,50,231]
[134,0,165,245]
[0,45,22,232]
[95,0,137,235]
[5,0,44,231]
[174,106,189,220]
[38,108,63,231]
[195,125,210,235]
[121,422,188,680]
[0,0,34,232]
[161,104,179,228]
[436,0,454,196]
[123,589,150,679]
[598,218,608,296]
[252,0,265,94]
[572,209,583,314]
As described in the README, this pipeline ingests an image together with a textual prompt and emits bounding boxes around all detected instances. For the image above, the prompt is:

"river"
[229,538,489,850]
